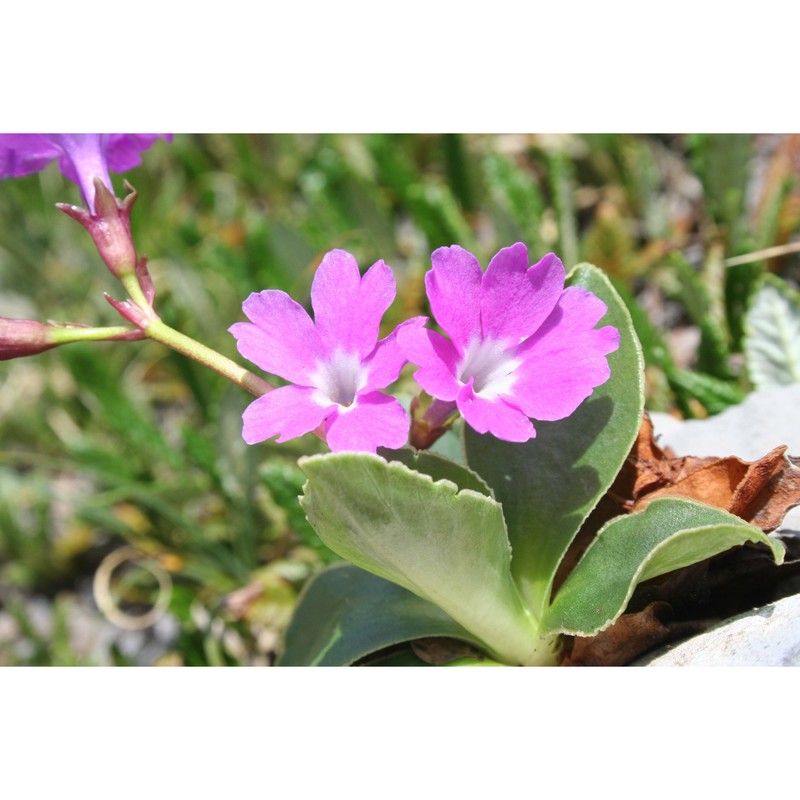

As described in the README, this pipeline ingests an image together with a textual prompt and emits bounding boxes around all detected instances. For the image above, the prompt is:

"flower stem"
[409,398,459,450]
[49,325,140,344]
[424,399,458,428]
[143,318,274,397]
[120,271,153,313]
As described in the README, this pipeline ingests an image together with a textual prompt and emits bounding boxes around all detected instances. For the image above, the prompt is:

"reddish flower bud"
[57,179,139,278]
[0,317,57,360]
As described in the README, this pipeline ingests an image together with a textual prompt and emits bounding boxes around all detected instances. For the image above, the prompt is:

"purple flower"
[398,243,620,442]
[0,134,171,211]
[229,250,425,453]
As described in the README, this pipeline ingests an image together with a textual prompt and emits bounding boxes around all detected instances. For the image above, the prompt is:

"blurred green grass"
[2,133,799,665]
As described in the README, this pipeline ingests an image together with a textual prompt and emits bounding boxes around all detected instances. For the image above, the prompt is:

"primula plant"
[0,133,792,666]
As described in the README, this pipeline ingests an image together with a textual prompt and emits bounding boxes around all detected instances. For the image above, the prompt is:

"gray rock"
[649,383,800,461]
[636,593,800,666]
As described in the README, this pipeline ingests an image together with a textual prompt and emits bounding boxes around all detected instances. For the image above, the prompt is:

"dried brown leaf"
[411,637,486,666]
[560,602,707,666]
[633,444,800,531]
[607,413,800,531]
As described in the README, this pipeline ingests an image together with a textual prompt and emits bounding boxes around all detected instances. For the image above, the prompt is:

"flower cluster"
[0,136,620,454]
[232,243,620,452]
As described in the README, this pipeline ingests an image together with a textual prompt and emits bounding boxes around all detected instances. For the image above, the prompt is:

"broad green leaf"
[745,275,800,390]
[542,498,785,636]
[299,452,553,665]
[277,563,480,666]
[377,447,492,497]
[464,264,644,619]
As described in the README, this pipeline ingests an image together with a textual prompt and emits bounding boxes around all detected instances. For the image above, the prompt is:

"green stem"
[121,271,152,312]
[144,318,274,398]
[49,325,138,345]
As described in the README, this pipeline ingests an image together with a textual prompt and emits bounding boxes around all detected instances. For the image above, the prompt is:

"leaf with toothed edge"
[745,274,800,390]
[297,451,556,665]
[542,498,785,637]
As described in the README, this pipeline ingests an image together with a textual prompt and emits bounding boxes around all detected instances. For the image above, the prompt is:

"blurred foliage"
[2,133,800,665]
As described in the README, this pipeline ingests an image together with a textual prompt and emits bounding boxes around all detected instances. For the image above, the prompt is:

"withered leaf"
[410,637,486,665]
[223,582,265,619]
[614,413,800,531]
[560,602,708,666]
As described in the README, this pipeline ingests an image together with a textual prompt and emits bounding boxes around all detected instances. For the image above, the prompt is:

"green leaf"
[299,452,552,665]
[665,251,733,379]
[745,274,800,389]
[277,563,482,666]
[483,153,546,254]
[664,367,745,415]
[688,133,751,241]
[464,264,644,619]
[377,447,492,497]
[548,150,579,269]
[542,498,785,636]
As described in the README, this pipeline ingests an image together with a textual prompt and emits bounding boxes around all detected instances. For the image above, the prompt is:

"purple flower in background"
[0,134,171,211]
[230,250,425,453]
[398,243,620,442]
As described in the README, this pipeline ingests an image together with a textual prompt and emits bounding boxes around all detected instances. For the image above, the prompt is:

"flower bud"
[0,317,57,360]
[58,179,139,278]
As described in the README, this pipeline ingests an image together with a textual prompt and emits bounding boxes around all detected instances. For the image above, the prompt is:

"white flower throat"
[457,338,520,399]
[312,350,367,408]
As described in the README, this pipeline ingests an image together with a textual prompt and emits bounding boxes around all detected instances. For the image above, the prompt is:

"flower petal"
[311,250,396,357]
[1,134,171,211]
[230,290,325,384]
[397,325,461,401]
[457,381,536,442]
[481,246,565,343]
[241,385,332,445]
[105,135,172,173]
[0,135,61,178]
[362,316,428,392]
[426,245,483,353]
[325,392,410,452]
[48,135,112,209]
[508,286,620,421]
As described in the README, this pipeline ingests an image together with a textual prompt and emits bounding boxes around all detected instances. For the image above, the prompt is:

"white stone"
[637,593,800,666]
[649,383,800,462]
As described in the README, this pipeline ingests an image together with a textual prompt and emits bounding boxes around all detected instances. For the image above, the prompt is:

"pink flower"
[229,250,425,453]
[398,243,620,442]
[0,134,171,211]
